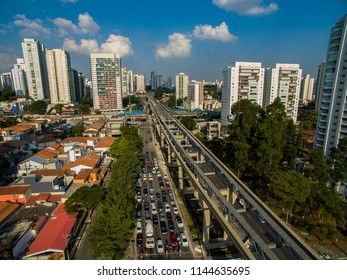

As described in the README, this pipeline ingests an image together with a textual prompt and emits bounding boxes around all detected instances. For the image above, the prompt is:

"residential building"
[106,116,125,136]
[187,81,204,110]
[90,53,123,112]
[21,38,50,100]
[46,49,75,104]
[300,74,315,105]
[134,74,145,93]
[11,58,28,97]
[63,152,101,174]
[315,61,325,110]
[315,15,347,158]
[263,63,302,122]
[221,62,264,125]
[176,72,189,100]
[0,72,13,91]
[0,185,31,204]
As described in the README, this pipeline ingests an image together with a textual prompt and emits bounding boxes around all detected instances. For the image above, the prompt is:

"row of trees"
[87,126,143,259]
[210,98,346,241]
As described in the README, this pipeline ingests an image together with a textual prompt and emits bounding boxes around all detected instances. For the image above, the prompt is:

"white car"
[151,204,157,215]
[163,173,168,180]
[146,237,155,249]
[136,221,142,234]
[165,203,170,213]
[156,238,164,254]
[176,215,184,228]
[136,194,142,203]
[179,232,188,247]
[172,204,179,215]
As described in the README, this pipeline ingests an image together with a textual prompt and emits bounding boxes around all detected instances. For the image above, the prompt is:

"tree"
[282,119,303,170]
[176,97,183,106]
[80,98,93,107]
[78,104,90,114]
[180,116,196,130]
[167,95,176,108]
[154,86,163,100]
[304,148,330,186]
[53,104,63,114]
[224,99,262,178]
[24,100,48,115]
[94,109,101,115]
[328,136,347,183]
[0,90,16,102]
[64,186,104,214]
[269,170,312,223]
[71,124,85,136]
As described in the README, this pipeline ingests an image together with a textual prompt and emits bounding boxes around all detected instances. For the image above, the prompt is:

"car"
[136,194,142,203]
[136,203,142,212]
[176,215,184,228]
[136,186,141,194]
[256,213,266,224]
[165,181,171,190]
[136,221,142,233]
[160,221,168,235]
[156,238,164,254]
[165,203,170,213]
[166,211,172,221]
[156,191,161,200]
[144,202,149,212]
[136,211,141,222]
[164,173,168,180]
[159,212,166,222]
[157,170,161,177]
[168,219,175,232]
[162,195,168,203]
[152,167,156,173]
[150,188,154,195]
[150,195,155,203]
[238,198,246,209]
[170,232,178,247]
[145,140,148,143]
[143,187,148,196]
[143,173,147,180]
[151,204,157,215]
[145,237,155,249]
[179,232,188,247]
[172,204,179,215]
[145,211,151,221]
[152,214,158,226]
[136,233,143,247]
[157,201,163,212]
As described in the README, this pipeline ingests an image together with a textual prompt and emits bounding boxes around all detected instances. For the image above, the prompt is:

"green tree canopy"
[78,104,90,114]
[53,104,63,114]
[180,116,196,131]
[24,100,48,115]
[65,186,104,214]
[167,95,176,108]
[71,124,85,136]
[154,86,163,100]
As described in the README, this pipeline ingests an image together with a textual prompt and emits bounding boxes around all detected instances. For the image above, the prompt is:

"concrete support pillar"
[160,133,164,147]
[198,151,205,162]
[178,164,183,190]
[199,195,211,244]
[223,214,229,240]
[231,187,238,205]
[167,145,171,163]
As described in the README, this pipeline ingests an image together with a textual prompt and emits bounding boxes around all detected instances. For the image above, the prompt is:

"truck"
[145,220,154,237]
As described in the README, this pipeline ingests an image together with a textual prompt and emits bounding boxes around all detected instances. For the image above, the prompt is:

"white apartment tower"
[11,58,27,97]
[134,74,145,93]
[46,49,75,104]
[315,15,347,155]
[221,62,264,125]
[175,73,189,100]
[21,38,49,100]
[300,74,315,105]
[188,81,203,110]
[263,63,302,122]
[90,53,123,111]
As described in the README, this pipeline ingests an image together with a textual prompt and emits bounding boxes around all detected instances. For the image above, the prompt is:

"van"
[145,220,154,237]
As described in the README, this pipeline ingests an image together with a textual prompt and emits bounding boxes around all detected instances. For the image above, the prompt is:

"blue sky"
[1,0,346,83]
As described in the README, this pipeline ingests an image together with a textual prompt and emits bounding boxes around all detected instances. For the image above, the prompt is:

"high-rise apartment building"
[11,58,27,97]
[175,72,189,100]
[0,72,13,91]
[46,49,75,104]
[134,74,145,93]
[90,53,123,111]
[315,61,325,110]
[300,74,315,105]
[188,81,203,110]
[263,63,302,122]
[315,15,347,155]
[221,62,264,125]
[21,38,49,100]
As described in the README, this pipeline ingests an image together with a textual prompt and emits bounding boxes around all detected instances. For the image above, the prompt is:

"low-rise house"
[61,136,99,148]
[63,152,101,174]
[72,168,99,185]
[82,117,106,137]
[0,185,31,204]
[0,123,36,142]
[22,203,78,260]
[17,144,65,176]
[93,136,117,153]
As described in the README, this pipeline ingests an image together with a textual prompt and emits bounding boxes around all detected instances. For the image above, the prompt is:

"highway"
[148,97,320,260]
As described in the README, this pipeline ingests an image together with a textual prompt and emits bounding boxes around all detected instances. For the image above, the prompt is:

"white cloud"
[63,38,100,55]
[100,34,134,57]
[13,14,51,37]
[155,33,192,59]
[193,22,237,42]
[212,0,278,15]
[53,13,100,36]
[63,34,134,57]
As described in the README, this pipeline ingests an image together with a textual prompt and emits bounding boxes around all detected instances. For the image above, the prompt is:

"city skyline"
[0,0,346,82]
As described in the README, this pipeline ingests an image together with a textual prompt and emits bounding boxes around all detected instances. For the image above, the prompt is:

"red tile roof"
[24,203,77,258]
[0,201,20,223]
[94,136,117,149]
[63,153,101,171]
[0,185,30,196]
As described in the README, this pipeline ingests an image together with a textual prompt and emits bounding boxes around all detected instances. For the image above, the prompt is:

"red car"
[165,181,171,190]
[170,232,177,247]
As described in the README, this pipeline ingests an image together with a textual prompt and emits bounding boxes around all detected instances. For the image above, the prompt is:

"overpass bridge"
[149,98,319,260]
